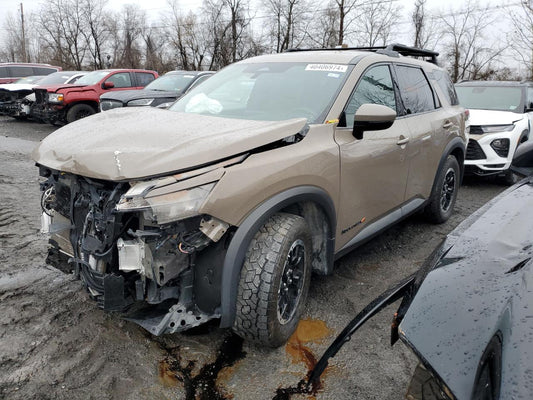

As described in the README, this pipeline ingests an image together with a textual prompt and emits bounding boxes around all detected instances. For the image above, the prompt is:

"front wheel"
[232,213,312,347]
[66,104,95,123]
[424,155,460,224]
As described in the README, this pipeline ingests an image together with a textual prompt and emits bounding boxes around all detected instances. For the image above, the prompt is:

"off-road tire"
[424,155,460,224]
[232,213,312,348]
[66,104,95,123]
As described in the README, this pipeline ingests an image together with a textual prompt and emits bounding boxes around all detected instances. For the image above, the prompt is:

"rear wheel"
[66,104,95,123]
[232,213,312,347]
[424,155,460,224]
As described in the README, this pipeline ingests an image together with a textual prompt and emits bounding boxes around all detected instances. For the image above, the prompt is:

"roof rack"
[285,43,439,65]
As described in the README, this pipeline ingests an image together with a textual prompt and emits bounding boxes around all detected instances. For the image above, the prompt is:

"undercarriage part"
[126,301,219,336]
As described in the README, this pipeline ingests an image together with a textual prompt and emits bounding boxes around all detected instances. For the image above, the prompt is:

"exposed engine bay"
[38,164,234,336]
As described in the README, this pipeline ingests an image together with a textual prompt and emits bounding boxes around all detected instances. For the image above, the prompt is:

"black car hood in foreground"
[100,88,182,103]
[400,178,533,399]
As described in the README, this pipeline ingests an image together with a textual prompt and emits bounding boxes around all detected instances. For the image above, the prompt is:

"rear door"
[393,64,457,201]
[335,63,410,249]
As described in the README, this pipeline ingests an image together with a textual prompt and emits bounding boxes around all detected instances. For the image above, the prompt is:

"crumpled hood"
[468,109,525,126]
[0,83,37,92]
[33,107,307,181]
[34,83,83,93]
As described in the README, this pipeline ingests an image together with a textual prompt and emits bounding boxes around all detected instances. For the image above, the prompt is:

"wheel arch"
[433,137,465,192]
[219,186,336,328]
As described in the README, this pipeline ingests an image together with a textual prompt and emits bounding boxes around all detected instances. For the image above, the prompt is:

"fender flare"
[431,137,466,192]
[219,186,336,328]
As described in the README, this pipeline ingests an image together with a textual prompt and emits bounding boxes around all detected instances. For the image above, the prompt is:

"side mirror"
[511,140,533,177]
[103,81,114,89]
[353,104,397,140]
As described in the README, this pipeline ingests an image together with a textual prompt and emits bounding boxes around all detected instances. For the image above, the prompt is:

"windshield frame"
[169,61,354,124]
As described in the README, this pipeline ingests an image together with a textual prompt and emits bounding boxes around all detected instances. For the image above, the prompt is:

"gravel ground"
[0,116,505,400]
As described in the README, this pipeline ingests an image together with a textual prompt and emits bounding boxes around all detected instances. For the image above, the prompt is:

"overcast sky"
[0,0,520,58]
[0,0,492,25]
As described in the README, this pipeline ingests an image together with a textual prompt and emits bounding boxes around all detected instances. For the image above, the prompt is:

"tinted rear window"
[396,65,436,114]
[8,66,33,77]
[33,67,58,75]
[433,70,459,105]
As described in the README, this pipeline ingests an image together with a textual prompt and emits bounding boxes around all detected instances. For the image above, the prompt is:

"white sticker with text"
[305,64,348,73]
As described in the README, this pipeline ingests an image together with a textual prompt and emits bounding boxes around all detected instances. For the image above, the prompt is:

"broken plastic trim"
[306,273,416,386]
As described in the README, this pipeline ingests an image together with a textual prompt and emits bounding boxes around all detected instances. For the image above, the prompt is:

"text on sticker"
[305,64,348,73]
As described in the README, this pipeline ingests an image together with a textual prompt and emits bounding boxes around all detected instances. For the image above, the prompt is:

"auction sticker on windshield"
[305,64,348,73]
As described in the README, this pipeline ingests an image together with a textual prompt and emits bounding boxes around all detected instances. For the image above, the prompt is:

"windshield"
[38,72,80,85]
[456,85,523,112]
[15,76,44,84]
[169,62,351,123]
[146,74,196,92]
[75,70,110,86]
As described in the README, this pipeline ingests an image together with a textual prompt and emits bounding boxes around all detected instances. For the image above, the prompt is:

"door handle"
[397,135,410,145]
[443,121,453,129]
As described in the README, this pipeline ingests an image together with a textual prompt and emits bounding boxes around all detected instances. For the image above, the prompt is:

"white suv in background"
[455,81,532,184]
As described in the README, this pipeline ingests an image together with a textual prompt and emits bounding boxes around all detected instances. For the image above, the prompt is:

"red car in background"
[0,63,62,84]
[32,69,158,125]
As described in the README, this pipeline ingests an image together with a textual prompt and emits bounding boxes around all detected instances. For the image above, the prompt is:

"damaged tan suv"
[34,44,467,347]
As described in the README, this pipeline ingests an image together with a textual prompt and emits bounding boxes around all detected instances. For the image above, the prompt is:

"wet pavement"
[0,116,506,400]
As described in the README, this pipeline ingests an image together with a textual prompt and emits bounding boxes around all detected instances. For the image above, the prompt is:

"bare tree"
[37,0,87,69]
[80,0,109,69]
[508,1,533,79]
[438,0,503,82]
[357,0,402,47]
[262,0,311,52]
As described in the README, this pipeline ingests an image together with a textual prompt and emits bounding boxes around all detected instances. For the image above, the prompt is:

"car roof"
[456,80,533,87]
[164,70,215,76]
[237,46,442,70]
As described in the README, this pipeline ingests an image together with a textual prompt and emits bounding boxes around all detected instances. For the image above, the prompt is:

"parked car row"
[0,67,214,125]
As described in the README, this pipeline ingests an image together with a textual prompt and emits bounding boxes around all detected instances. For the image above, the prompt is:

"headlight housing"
[100,100,123,111]
[116,182,215,224]
[479,124,514,133]
[156,101,174,109]
[127,98,154,106]
[48,93,64,103]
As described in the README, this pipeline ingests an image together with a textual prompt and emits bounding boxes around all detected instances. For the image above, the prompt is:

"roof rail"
[285,43,439,65]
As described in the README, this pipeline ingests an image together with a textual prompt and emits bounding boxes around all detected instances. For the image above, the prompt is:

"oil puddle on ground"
[274,318,332,400]
[158,333,246,400]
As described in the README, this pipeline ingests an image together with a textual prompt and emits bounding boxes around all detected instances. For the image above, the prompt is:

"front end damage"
[38,157,243,335]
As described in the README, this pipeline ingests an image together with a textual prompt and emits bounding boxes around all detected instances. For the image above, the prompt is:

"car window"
[342,64,396,127]
[106,72,132,88]
[433,70,459,106]
[33,67,57,75]
[395,65,436,115]
[135,72,155,87]
[0,67,7,78]
[456,85,523,112]
[187,74,211,91]
[8,66,33,77]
